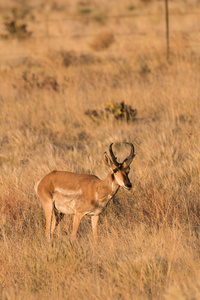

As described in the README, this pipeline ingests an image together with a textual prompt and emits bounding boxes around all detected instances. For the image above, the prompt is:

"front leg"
[71,211,85,241]
[91,215,99,241]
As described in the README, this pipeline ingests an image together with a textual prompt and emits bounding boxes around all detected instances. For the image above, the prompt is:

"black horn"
[109,143,120,167]
[122,143,135,166]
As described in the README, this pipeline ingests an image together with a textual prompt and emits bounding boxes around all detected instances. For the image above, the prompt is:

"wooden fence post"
[165,0,170,61]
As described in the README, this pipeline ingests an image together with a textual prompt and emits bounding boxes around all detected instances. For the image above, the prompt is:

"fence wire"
[0,10,200,59]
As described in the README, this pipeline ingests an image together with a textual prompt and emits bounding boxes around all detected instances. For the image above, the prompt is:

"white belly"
[86,207,104,216]
[53,191,76,215]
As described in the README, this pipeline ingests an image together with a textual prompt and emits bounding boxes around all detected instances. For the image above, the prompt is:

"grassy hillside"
[0,0,200,299]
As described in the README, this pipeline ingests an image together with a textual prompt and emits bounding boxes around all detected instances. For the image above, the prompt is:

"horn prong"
[122,143,135,166]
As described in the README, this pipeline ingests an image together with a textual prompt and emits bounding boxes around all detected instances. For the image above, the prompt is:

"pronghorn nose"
[126,182,132,189]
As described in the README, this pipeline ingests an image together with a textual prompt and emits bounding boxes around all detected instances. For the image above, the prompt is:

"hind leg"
[53,206,65,237]
[40,198,54,242]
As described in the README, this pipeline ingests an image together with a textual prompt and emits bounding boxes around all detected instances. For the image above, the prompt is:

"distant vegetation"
[85,101,137,122]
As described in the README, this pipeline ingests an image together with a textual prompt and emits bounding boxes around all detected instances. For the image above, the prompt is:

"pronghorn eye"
[113,168,118,173]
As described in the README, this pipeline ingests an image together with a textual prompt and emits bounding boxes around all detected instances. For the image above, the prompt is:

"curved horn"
[123,143,135,166]
[109,143,120,167]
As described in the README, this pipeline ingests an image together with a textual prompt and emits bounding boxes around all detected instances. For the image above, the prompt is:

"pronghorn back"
[35,143,135,241]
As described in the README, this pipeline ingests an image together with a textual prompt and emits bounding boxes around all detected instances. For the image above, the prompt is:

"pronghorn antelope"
[35,143,135,242]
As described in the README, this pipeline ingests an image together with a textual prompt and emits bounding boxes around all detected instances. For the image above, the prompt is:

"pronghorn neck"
[97,171,119,202]
[106,171,119,194]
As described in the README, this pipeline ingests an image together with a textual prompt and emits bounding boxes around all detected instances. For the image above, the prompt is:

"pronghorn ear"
[103,152,113,169]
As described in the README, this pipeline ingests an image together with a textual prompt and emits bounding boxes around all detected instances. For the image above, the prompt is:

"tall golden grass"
[0,0,200,299]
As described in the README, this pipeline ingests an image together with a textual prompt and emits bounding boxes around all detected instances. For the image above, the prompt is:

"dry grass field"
[0,0,200,299]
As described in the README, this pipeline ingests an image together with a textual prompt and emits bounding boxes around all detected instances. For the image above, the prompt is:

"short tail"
[34,179,41,195]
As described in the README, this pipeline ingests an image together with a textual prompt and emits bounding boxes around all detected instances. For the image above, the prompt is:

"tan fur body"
[35,143,135,241]
[37,170,119,216]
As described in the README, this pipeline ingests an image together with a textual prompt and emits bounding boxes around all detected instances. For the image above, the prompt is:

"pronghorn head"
[103,143,135,191]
